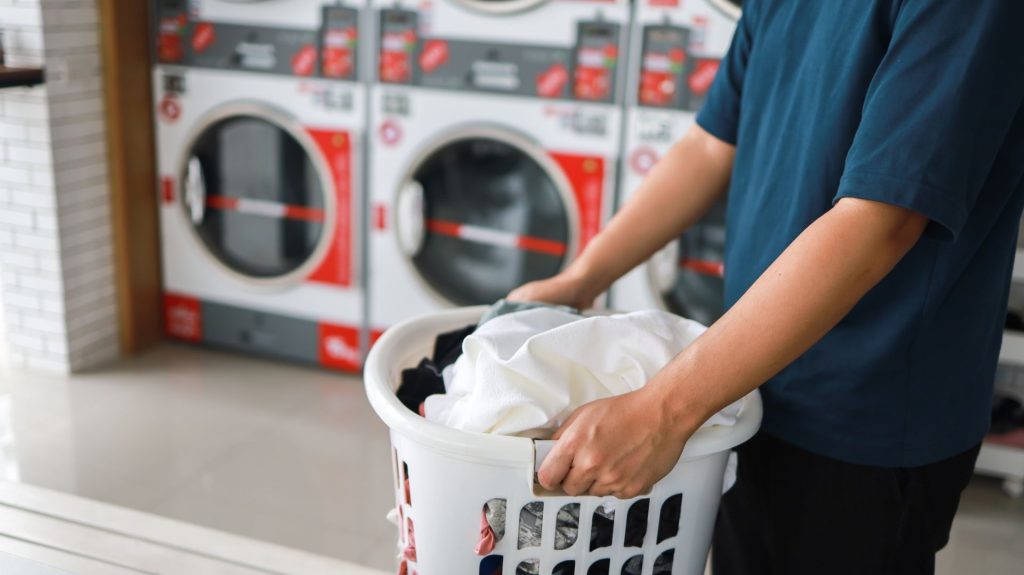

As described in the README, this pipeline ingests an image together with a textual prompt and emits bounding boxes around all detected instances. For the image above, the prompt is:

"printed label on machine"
[320,6,359,80]
[639,25,692,109]
[379,9,419,84]
[572,22,620,103]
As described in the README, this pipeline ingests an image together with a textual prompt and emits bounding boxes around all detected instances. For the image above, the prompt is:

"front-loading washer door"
[399,135,574,306]
[450,0,550,16]
[655,199,727,326]
[182,112,330,282]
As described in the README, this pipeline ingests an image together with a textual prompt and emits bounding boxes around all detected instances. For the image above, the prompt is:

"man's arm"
[509,123,735,307]
[538,197,928,497]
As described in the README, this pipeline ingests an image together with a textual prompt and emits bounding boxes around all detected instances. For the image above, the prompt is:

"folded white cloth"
[424,307,742,437]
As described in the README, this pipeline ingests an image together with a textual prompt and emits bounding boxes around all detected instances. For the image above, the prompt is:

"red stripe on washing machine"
[426,218,567,257]
[679,258,725,278]
[204,195,326,223]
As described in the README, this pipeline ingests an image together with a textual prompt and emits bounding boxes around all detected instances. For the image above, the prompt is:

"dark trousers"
[712,433,980,575]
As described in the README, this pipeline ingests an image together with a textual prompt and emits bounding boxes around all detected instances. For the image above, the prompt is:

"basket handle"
[531,439,653,498]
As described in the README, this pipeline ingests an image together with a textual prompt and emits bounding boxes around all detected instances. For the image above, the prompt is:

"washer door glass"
[184,115,326,279]
[660,199,726,325]
[407,137,570,306]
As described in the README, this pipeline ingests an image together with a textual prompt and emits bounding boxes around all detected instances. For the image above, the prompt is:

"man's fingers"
[537,441,574,491]
[561,464,596,496]
[552,409,583,441]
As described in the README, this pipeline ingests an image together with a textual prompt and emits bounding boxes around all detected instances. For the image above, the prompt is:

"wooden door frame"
[98,0,163,353]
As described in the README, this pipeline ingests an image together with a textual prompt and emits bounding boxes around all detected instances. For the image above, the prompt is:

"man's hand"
[537,388,695,498]
[507,267,598,309]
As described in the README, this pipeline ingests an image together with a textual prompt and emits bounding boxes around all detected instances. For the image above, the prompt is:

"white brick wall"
[0,0,119,373]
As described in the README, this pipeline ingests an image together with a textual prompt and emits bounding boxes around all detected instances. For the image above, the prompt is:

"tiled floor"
[0,344,1022,573]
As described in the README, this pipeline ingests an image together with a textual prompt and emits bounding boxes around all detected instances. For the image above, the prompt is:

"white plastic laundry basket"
[365,306,762,575]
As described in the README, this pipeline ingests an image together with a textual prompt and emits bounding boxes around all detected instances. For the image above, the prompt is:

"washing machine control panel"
[152,1,361,81]
[377,9,622,104]
[638,24,722,112]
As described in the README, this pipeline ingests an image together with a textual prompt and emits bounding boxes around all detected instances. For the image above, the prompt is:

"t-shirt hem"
[760,419,988,468]
[696,108,738,146]
[833,170,970,242]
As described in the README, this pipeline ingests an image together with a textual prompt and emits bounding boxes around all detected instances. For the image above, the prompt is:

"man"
[508,1,1024,573]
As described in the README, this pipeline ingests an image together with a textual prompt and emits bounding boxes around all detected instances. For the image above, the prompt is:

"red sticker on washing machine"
[419,40,448,73]
[318,323,361,372]
[537,64,568,99]
[630,147,659,175]
[157,15,186,63]
[322,29,355,79]
[550,153,605,253]
[373,203,388,230]
[164,293,202,342]
[191,22,216,54]
[307,129,352,287]
[161,176,175,204]
[379,121,403,146]
[689,59,720,96]
[159,95,181,123]
[292,44,318,77]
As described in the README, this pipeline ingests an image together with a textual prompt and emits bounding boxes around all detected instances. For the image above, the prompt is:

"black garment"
[395,324,476,414]
[712,433,980,575]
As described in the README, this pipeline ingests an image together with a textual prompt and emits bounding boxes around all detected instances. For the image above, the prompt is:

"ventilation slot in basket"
[657,494,682,543]
[516,558,540,574]
[553,560,575,574]
[621,555,643,574]
[654,549,675,572]
[624,499,649,547]
[518,502,544,549]
[555,503,580,550]
[589,505,615,551]
[479,555,503,575]
[587,558,610,574]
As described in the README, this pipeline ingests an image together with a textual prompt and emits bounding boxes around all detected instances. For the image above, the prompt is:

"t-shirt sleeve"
[835,0,1024,241]
[695,2,757,145]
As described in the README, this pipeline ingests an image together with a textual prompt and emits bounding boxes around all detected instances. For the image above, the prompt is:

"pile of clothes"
[394,300,741,575]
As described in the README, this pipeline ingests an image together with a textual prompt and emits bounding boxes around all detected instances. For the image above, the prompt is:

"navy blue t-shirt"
[697,0,1024,467]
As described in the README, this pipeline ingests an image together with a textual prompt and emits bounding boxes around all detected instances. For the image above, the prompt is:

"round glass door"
[655,199,727,325]
[398,135,573,306]
[182,112,329,281]
[452,0,550,15]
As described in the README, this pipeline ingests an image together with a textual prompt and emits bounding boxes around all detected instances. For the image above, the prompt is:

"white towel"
[424,307,742,437]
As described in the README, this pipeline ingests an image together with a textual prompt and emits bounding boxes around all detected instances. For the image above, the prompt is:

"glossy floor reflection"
[0,344,1022,574]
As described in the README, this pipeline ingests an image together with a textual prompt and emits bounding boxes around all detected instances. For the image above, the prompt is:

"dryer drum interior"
[656,199,727,326]
[403,136,573,306]
[183,114,330,280]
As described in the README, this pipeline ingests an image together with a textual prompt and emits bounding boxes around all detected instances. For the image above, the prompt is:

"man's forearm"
[568,125,735,294]
[646,197,929,433]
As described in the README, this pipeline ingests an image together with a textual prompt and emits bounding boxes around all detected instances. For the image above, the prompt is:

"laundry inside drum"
[409,136,571,306]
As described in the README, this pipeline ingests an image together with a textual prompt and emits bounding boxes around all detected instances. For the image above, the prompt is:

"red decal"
[157,16,185,63]
[536,64,568,98]
[205,195,239,212]
[161,176,175,204]
[517,236,568,257]
[283,205,326,222]
[322,28,356,79]
[164,293,202,342]
[292,44,318,77]
[318,323,361,372]
[159,95,181,123]
[551,153,604,254]
[630,147,659,175]
[419,40,448,73]
[307,129,352,287]
[649,0,679,5]
[689,59,720,96]
[373,204,388,230]
[191,22,215,54]
[573,64,610,101]
[380,120,402,146]
[425,219,461,237]
[680,258,725,278]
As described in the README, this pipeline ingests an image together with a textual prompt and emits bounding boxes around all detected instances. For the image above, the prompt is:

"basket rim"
[364,306,763,469]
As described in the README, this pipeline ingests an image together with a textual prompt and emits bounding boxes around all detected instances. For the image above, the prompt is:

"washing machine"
[366,0,631,336]
[152,0,370,371]
[610,0,741,326]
